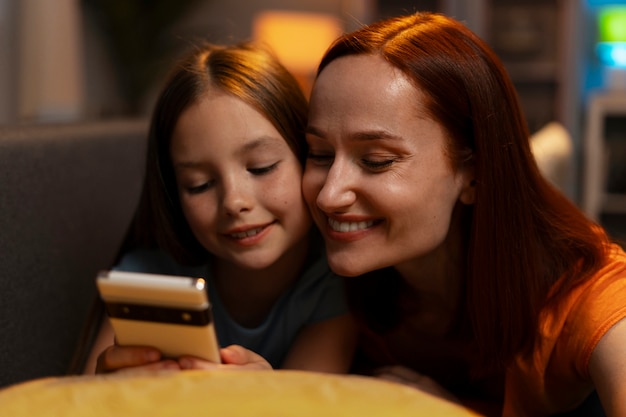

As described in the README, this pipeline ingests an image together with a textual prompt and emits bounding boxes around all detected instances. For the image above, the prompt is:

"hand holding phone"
[96,270,221,363]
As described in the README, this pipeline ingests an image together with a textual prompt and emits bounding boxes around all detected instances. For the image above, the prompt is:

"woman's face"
[171,91,311,270]
[302,54,474,277]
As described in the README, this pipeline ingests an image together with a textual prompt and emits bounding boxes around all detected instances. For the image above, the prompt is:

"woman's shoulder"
[560,242,626,319]
[543,242,626,374]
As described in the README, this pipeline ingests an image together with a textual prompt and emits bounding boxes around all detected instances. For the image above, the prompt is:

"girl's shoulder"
[293,252,343,292]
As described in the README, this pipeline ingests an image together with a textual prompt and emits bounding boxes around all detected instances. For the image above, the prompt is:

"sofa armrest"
[0,119,148,388]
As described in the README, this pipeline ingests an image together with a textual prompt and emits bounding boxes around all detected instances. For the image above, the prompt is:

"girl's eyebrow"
[240,136,283,153]
[173,136,284,169]
[173,160,206,169]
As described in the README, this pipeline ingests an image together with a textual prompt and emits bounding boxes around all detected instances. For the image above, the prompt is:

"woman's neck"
[393,203,469,320]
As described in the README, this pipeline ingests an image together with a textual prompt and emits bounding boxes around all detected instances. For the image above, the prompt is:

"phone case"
[96,270,221,363]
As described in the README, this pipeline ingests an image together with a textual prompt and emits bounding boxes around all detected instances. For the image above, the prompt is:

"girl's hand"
[95,344,181,374]
[374,365,460,404]
[178,345,273,371]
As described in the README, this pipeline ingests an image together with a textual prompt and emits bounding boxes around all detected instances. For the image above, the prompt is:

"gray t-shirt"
[114,248,348,368]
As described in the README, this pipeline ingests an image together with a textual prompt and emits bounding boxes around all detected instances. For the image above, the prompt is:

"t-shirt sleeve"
[564,245,626,379]
[309,271,349,323]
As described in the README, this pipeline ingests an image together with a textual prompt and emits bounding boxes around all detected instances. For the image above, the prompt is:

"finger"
[178,356,221,370]
[376,369,460,404]
[374,365,423,382]
[113,360,181,375]
[178,345,273,371]
[96,345,162,373]
[377,372,409,384]
[220,345,272,369]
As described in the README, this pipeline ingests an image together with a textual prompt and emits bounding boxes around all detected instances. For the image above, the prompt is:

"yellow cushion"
[0,370,482,416]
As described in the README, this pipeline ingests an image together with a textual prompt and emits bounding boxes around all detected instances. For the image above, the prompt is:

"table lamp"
[253,10,342,95]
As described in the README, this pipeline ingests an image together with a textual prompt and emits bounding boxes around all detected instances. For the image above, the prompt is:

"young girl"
[85,41,355,374]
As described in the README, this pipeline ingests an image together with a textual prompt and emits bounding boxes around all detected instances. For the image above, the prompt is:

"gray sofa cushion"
[0,119,147,388]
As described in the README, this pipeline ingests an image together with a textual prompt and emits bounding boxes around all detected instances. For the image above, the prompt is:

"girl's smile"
[171,91,311,271]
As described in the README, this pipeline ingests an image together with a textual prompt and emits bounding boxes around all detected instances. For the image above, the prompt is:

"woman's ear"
[459,176,476,205]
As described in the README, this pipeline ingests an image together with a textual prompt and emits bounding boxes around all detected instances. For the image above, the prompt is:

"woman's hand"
[178,345,273,371]
[373,365,460,404]
[95,345,180,374]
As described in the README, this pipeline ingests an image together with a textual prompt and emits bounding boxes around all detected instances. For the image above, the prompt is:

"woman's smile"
[302,54,473,277]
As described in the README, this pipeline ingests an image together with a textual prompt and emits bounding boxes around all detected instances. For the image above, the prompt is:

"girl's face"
[171,91,311,270]
[302,54,474,277]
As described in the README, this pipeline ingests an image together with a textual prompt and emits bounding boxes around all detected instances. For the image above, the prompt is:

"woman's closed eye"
[361,158,396,171]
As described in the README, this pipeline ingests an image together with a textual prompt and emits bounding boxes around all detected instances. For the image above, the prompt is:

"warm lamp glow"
[253,10,342,76]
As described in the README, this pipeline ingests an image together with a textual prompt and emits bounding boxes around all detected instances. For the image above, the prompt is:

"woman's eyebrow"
[351,130,402,141]
[306,125,402,142]
[305,125,325,138]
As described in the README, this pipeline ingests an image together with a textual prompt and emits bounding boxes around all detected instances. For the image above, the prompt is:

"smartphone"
[96,270,221,363]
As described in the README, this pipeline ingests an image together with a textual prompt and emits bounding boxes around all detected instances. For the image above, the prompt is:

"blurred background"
[0,0,624,238]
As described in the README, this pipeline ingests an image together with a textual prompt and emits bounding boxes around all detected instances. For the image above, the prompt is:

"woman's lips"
[327,217,375,232]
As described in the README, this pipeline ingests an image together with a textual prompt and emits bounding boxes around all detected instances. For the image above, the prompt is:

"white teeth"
[328,218,374,232]
[231,227,263,239]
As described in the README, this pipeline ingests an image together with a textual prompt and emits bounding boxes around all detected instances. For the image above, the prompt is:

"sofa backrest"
[0,120,148,388]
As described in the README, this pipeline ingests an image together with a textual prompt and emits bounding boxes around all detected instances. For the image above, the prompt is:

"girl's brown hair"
[124,41,308,265]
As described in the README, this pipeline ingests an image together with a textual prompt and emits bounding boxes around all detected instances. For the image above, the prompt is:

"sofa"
[0,119,606,415]
[0,119,148,388]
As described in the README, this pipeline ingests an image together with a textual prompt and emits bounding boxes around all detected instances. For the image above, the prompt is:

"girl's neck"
[211,234,311,327]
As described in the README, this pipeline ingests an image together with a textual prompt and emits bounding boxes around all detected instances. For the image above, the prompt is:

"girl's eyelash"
[187,183,210,194]
[183,162,279,194]
[249,162,279,175]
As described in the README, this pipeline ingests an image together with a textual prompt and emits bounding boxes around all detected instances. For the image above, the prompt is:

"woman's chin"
[326,254,369,277]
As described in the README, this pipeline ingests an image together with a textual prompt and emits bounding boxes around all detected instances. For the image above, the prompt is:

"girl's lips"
[229,226,265,239]
[224,221,275,246]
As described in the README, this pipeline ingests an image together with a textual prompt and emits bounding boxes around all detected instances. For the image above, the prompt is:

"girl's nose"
[221,177,254,216]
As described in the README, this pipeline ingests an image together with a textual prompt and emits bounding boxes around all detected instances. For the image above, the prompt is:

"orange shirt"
[504,243,626,416]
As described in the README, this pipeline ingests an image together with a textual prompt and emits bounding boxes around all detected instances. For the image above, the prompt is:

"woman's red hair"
[319,12,609,370]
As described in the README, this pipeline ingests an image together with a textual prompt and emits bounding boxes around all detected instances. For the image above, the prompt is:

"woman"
[302,12,626,416]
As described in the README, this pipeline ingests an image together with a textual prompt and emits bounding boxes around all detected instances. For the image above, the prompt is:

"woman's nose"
[315,160,357,213]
